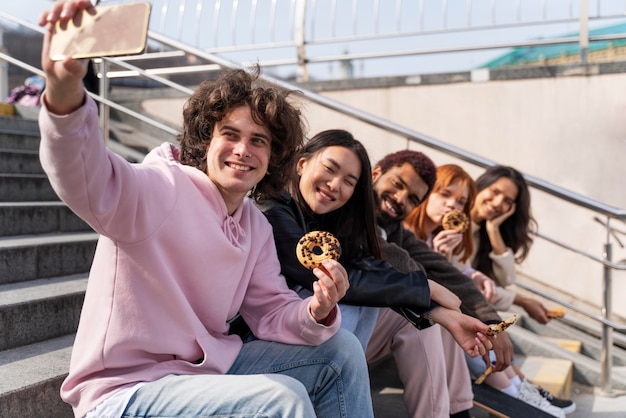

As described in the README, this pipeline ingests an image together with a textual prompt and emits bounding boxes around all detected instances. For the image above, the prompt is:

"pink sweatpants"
[366,308,474,418]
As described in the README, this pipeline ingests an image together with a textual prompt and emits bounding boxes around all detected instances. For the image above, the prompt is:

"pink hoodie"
[39,96,340,418]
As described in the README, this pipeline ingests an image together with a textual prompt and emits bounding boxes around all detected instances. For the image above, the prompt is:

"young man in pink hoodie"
[38,1,373,417]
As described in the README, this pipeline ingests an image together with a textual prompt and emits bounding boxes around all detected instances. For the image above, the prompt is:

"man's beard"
[374,192,402,227]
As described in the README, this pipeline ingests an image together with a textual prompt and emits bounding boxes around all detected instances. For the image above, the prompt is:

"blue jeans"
[337,304,380,351]
[122,329,373,418]
[297,287,379,351]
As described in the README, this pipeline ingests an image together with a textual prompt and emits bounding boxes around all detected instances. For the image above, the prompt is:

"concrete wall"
[140,63,626,319]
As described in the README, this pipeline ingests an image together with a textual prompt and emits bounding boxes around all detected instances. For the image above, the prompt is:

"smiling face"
[371,162,429,223]
[297,145,361,215]
[472,176,519,222]
[426,180,469,227]
[205,105,271,214]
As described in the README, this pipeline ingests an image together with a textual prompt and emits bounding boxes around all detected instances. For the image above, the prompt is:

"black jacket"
[384,221,502,324]
[259,193,433,319]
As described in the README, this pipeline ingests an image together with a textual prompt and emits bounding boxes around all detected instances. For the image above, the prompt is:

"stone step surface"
[0,334,75,418]
[0,173,59,201]
[0,232,98,285]
[0,274,87,351]
[0,148,43,174]
[0,202,91,236]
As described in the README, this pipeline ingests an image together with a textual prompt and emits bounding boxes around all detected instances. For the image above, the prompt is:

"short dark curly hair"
[375,149,437,195]
[177,67,305,202]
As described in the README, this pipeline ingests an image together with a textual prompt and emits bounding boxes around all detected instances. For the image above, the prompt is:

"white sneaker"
[516,380,566,417]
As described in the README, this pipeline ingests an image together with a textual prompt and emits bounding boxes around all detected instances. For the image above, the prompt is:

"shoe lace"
[519,383,551,408]
[537,386,555,401]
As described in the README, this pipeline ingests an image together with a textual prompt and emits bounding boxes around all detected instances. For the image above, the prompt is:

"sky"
[2,0,625,80]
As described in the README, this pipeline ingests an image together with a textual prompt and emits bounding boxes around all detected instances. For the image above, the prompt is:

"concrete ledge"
[519,356,574,398]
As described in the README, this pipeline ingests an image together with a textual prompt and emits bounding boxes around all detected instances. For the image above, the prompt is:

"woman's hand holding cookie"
[432,229,463,261]
[309,259,349,323]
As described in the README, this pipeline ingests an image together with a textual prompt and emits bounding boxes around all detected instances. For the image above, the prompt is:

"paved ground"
[369,357,626,418]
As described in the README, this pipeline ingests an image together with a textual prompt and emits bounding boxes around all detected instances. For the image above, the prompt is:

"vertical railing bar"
[289,0,296,40]
[269,0,277,43]
[331,0,337,38]
[231,0,239,45]
[580,0,589,64]
[194,0,204,47]
[490,0,496,25]
[176,0,187,40]
[310,0,317,40]
[250,0,258,44]
[442,0,447,29]
[516,0,521,23]
[418,0,424,31]
[213,0,221,48]
[395,0,402,32]
[352,0,358,36]
[600,216,615,395]
[295,0,308,81]
[98,60,110,145]
[542,0,548,21]
[159,0,171,50]
[374,0,380,33]
[466,0,472,27]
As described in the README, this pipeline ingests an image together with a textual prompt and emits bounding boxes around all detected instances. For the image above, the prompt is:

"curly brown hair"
[178,67,305,202]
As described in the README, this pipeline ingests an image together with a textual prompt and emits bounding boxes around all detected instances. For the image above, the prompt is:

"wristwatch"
[417,310,435,330]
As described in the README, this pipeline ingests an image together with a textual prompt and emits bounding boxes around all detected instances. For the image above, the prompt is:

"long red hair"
[404,164,477,262]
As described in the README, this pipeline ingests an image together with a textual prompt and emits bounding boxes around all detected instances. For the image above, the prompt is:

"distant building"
[481,22,626,68]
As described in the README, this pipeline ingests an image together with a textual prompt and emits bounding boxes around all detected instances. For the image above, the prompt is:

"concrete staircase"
[2,113,625,418]
[0,114,96,418]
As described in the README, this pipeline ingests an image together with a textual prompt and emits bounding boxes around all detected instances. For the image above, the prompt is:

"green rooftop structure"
[481,22,626,68]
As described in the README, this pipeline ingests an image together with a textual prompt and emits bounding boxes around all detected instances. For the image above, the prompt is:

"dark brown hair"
[178,67,305,202]
[289,129,382,260]
[473,165,537,277]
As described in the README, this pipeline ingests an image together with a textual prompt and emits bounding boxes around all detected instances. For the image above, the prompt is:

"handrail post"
[295,0,308,82]
[0,26,7,101]
[599,224,614,396]
[579,0,589,64]
[97,59,110,146]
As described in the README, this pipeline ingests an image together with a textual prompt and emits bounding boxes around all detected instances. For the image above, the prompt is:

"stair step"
[0,148,43,174]
[508,324,626,390]
[0,334,74,418]
[521,313,626,366]
[0,173,59,201]
[0,202,92,236]
[0,117,41,151]
[543,337,583,353]
[0,274,87,350]
[518,356,574,399]
[0,232,98,285]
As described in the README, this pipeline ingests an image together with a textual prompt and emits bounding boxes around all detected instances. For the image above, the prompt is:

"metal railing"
[2,0,626,394]
[112,0,626,80]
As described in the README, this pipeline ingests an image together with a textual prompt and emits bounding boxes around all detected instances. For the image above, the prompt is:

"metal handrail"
[1,1,625,394]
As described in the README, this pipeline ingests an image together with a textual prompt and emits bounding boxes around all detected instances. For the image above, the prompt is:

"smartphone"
[49,2,151,61]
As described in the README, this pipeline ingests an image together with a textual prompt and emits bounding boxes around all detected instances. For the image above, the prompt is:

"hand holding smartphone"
[49,2,151,61]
